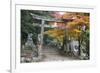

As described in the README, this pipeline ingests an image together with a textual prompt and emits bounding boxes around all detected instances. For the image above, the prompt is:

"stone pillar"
[38,20,45,59]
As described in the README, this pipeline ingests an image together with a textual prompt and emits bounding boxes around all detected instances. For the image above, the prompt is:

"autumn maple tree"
[44,12,90,56]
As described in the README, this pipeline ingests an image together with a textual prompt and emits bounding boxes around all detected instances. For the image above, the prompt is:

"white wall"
[0,0,100,73]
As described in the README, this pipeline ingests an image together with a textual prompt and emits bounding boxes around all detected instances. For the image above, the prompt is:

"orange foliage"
[44,12,90,42]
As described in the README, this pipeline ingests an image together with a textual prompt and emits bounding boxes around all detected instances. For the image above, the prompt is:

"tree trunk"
[78,37,81,56]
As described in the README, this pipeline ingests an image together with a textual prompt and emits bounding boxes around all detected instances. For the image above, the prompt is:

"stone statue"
[21,33,39,62]
[25,33,36,48]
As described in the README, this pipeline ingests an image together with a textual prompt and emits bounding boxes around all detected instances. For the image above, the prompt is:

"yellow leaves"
[56,35,64,42]
[44,29,64,38]
[66,14,90,34]
[62,13,74,19]
[67,21,77,29]
[62,12,89,27]
[44,29,64,43]
[67,18,88,27]
[67,29,81,39]
[73,29,81,33]
[81,15,89,22]
[44,12,89,42]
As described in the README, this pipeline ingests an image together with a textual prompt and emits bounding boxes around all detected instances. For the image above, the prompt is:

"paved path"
[42,45,78,62]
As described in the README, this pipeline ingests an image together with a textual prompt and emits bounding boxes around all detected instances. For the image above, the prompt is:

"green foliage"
[21,10,38,45]
[21,10,53,45]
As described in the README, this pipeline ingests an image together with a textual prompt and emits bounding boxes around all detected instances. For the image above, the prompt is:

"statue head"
[27,33,33,41]
[28,33,33,38]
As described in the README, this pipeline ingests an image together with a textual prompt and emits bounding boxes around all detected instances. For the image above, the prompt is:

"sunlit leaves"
[44,12,90,43]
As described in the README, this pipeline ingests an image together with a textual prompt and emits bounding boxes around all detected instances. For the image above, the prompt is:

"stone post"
[38,20,45,60]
